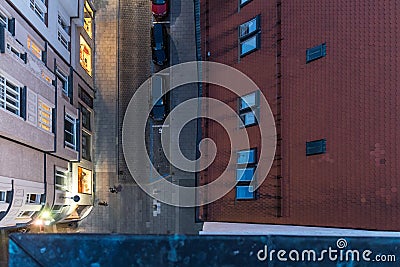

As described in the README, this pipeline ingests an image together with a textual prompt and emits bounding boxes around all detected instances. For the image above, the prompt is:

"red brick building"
[199,0,400,230]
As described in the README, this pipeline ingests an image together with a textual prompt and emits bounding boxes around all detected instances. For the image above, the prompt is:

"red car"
[152,0,168,18]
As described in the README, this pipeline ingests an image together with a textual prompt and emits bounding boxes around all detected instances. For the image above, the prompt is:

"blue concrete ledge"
[9,234,400,266]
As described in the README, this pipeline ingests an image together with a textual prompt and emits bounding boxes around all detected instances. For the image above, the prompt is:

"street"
[79,0,202,234]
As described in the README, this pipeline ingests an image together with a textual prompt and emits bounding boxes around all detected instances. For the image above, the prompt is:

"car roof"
[153,23,164,44]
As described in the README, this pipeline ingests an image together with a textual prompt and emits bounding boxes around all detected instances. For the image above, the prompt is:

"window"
[0,11,7,28]
[29,0,46,22]
[84,1,93,38]
[26,193,42,204]
[240,34,260,57]
[236,167,255,182]
[80,104,91,131]
[58,14,70,49]
[27,37,42,60]
[55,169,69,191]
[236,148,257,200]
[306,139,326,156]
[237,148,256,164]
[64,114,77,150]
[236,186,255,199]
[52,205,64,213]
[78,167,92,194]
[38,100,52,132]
[17,210,35,218]
[79,86,93,108]
[239,92,258,127]
[0,191,5,202]
[82,131,91,161]
[56,70,69,95]
[240,0,252,7]
[6,44,26,62]
[80,36,92,76]
[306,43,326,63]
[0,75,20,115]
[239,16,260,57]
[239,16,260,39]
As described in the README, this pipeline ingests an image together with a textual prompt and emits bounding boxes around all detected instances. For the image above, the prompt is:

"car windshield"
[153,0,165,4]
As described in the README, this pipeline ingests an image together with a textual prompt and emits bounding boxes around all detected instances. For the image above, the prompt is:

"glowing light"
[34,219,44,226]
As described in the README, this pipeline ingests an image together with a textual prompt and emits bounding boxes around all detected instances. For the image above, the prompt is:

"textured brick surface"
[201,0,400,231]
[199,0,283,223]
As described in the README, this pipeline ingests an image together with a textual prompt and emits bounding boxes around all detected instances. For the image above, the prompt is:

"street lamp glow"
[44,220,51,226]
[41,210,51,219]
[34,219,44,226]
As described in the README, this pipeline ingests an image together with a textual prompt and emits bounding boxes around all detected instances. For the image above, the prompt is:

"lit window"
[78,167,92,194]
[27,37,42,60]
[55,169,69,191]
[236,186,255,200]
[0,191,5,202]
[57,14,70,49]
[29,0,46,22]
[306,139,326,156]
[26,193,42,204]
[0,74,20,115]
[80,36,92,76]
[56,70,69,95]
[236,167,255,182]
[306,43,327,63]
[84,1,93,38]
[64,113,77,150]
[38,100,52,132]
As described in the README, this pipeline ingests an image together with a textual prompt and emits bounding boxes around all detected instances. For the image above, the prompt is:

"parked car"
[152,0,168,18]
[150,75,168,121]
[151,23,168,66]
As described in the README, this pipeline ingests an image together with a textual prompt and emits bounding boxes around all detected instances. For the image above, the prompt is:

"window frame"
[56,69,69,95]
[306,139,327,156]
[238,91,259,127]
[239,16,260,39]
[240,33,260,57]
[83,1,93,39]
[306,43,327,63]
[38,98,52,133]
[27,37,42,60]
[79,35,92,76]
[0,10,8,28]
[81,130,92,161]
[64,113,77,150]
[17,210,36,218]
[236,185,255,200]
[0,191,6,202]
[25,193,42,204]
[0,74,21,116]
[55,168,69,191]
[57,14,70,50]
[29,0,47,22]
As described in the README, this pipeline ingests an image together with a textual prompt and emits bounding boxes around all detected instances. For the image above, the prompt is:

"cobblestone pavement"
[79,0,202,234]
